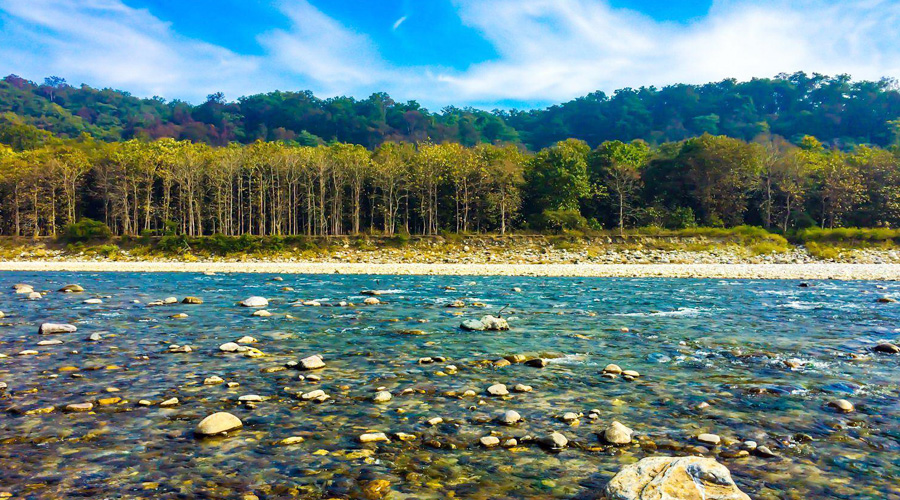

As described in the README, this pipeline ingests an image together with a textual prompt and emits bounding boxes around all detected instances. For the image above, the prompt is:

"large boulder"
[195,412,243,436]
[39,323,77,334]
[240,296,269,308]
[604,456,750,500]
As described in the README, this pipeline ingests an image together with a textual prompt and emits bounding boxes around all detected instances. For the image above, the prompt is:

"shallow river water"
[0,272,899,499]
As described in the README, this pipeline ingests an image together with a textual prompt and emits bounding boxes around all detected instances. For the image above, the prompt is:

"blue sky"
[0,0,897,110]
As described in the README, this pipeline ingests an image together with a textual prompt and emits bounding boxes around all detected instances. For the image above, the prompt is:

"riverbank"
[3,260,900,280]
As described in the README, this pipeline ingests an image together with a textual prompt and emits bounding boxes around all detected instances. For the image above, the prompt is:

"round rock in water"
[196,412,243,436]
[604,456,750,500]
[58,284,84,293]
[240,296,269,308]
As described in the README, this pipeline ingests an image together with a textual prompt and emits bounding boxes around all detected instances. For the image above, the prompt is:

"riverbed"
[0,272,898,499]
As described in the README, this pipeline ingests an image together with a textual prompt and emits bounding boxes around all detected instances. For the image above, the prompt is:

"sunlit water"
[1,272,899,499]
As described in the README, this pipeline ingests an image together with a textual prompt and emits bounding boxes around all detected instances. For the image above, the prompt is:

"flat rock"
[697,433,721,445]
[65,403,94,412]
[196,412,243,436]
[604,456,750,500]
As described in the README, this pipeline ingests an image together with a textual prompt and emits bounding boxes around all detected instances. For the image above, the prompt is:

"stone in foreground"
[604,456,750,500]
[196,412,243,436]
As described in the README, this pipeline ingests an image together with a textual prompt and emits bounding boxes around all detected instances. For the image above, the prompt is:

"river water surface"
[0,272,898,499]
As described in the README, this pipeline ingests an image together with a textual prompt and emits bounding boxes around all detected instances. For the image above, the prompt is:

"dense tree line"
[2,121,899,238]
[3,72,900,151]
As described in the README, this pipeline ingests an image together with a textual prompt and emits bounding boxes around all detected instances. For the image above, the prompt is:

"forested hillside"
[2,72,900,240]
[3,72,900,150]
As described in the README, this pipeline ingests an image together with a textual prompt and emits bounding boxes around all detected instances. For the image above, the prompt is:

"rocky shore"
[2,260,900,280]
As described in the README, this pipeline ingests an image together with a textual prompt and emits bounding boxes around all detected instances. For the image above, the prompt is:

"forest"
[1,72,900,239]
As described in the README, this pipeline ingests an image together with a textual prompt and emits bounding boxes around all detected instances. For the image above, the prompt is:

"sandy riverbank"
[1,260,900,280]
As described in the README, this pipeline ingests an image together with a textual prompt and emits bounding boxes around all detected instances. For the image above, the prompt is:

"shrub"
[534,209,591,232]
[62,218,112,242]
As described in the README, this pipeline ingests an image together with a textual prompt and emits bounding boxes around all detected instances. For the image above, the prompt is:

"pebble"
[603,364,623,374]
[373,391,392,403]
[513,384,533,393]
[219,342,243,352]
[499,410,522,425]
[88,333,102,341]
[828,399,854,412]
[58,284,84,293]
[480,436,500,448]
[299,355,326,370]
[697,433,721,445]
[604,421,634,445]
[159,398,179,407]
[37,340,63,346]
[359,432,389,443]
[278,436,305,445]
[540,431,568,451]
[83,298,103,304]
[196,412,242,436]
[236,336,257,344]
[487,384,509,396]
[426,417,444,426]
[562,412,579,423]
[301,389,329,402]
[182,296,203,304]
[238,395,264,402]
[65,403,94,412]
[204,376,224,385]
[39,323,77,334]
[240,296,269,308]
[363,297,381,305]
[252,310,272,317]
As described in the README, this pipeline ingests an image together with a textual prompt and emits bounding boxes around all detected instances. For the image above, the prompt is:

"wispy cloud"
[0,0,898,108]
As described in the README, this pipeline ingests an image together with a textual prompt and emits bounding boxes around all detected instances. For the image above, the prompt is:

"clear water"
[1,272,899,499]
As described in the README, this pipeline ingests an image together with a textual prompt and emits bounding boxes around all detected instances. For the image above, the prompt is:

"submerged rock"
[39,323,77,335]
[196,412,243,436]
[604,456,750,500]
[540,431,568,451]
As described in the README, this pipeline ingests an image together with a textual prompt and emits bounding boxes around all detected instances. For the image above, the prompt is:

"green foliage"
[62,218,112,242]
[533,209,591,232]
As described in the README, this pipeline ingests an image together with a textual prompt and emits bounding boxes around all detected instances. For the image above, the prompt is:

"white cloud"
[443,0,900,105]
[0,0,899,108]
[392,16,407,31]
[0,0,267,100]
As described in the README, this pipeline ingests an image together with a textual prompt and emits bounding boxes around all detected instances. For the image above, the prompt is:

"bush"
[665,207,697,230]
[534,209,591,232]
[62,218,112,242]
